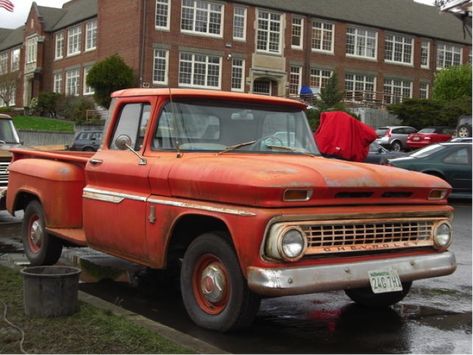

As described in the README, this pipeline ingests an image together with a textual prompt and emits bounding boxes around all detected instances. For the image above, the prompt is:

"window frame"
[345,73,377,102]
[67,25,82,57]
[288,66,302,97]
[55,32,64,60]
[65,68,80,96]
[256,9,282,55]
[310,68,333,89]
[346,26,378,60]
[180,0,224,38]
[291,16,304,50]
[232,6,247,41]
[85,20,97,51]
[10,48,20,71]
[419,82,430,99]
[0,52,8,75]
[178,52,222,89]
[383,78,413,104]
[436,42,463,69]
[384,33,414,66]
[153,48,169,85]
[231,57,245,92]
[155,0,171,31]
[53,72,63,94]
[420,41,430,69]
[311,19,334,54]
[83,66,95,95]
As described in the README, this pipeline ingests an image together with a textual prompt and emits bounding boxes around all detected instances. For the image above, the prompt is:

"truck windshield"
[152,100,319,155]
[0,119,20,144]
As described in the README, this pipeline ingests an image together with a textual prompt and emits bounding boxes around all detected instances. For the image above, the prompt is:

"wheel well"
[166,214,231,266]
[13,192,40,212]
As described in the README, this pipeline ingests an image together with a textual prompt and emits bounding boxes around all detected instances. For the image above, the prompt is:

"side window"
[406,127,416,134]
[392,128,402,134]
[443,148,469,165]
[110,103,151,150]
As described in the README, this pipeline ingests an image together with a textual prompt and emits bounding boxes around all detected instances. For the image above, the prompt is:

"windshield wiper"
[217,140,256,155]
[265,144,316,157]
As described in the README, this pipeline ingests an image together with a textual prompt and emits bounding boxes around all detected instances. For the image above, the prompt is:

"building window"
[288,66,302,96]
[253,79,271,95]
[384,34,413,65]
[67,25,82,56]
[66,68,80,96]
[26,37,38,64]
[181,0,223,37]
[436,43,462,69]
[256,10,282,54]
[310,68,333,89]
[233,6,246,41]
[384,79,412,104]
[178,52,221,89]
[345,73,376,102]
[346,27,377,59]
[291,17,303,49]
[156,0,170,30]
[11,48,20,71]
[55,33,64,59]
[421,41,430,68]
[419,82,429,99]
[0,53,8,74]
[53,72,63,94]
[83,66,94,95]
[231,58,245,91]
[153,49,168,85]
[85,20,97,51]
[311,20,334,53]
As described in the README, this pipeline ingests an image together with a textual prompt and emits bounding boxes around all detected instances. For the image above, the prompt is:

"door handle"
[89,158,103,166]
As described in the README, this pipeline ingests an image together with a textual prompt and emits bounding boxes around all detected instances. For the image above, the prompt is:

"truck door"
[83,99,153,262]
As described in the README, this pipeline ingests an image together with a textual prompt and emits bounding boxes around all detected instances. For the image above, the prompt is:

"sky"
[0,0,437,30]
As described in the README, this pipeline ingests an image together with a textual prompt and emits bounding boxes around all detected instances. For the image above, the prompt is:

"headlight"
[433,222,453,250]
[279,228,307,261]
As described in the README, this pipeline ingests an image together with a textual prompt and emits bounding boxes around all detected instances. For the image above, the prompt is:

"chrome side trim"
[247,251,456,297]
[83,187,147,203]
[148,198,256,217]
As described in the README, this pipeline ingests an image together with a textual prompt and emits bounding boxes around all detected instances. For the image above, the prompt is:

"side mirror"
[115,134,132,151]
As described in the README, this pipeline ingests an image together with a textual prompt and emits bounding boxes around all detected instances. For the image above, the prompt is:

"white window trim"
[152,49,169,85]
[420,41,430,69]
[85,20,97,52]
[384,34,414,66]
[178,53,222,90]
[419,82,430,99]
[231,58,245,92]
[155,0,171,31]
[311,19,334,54]
[10,48,20,71]
[256,8,283,55]
[346,27,378,61]
[384,78,413,103]
[289,66,303,96]
[436,42,463,70]
[67,26,82,57]
[53,72,63,94]
[291,17,304,50]
[25,36,38,64]
[232,6,247,42]
[180,0,224,39]
[55,33,64,60]
[345,73,377,102]
[0,53,8,75]
[310,68,333,89]
[83,66,95,95]
[66,69,80,96]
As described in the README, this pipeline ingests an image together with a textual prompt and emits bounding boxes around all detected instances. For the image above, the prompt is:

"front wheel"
[390,141,402,152]
[345,281,412,308]
[22,200,63,266]
[457,125,471,138]
[180,232,260,332]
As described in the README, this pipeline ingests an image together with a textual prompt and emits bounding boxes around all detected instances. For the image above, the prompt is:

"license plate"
[368,269,403,294]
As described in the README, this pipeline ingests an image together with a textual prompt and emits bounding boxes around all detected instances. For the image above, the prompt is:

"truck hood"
[167,154,451,207]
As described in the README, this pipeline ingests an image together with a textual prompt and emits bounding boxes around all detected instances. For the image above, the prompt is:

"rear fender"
[7,159,85,228]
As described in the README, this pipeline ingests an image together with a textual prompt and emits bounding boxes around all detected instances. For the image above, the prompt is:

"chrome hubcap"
[200,263,226,303]
[30,220,42,246]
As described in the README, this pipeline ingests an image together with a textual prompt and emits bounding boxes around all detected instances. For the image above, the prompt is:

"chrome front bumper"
[0,187,6,210]
[247,252,456,297]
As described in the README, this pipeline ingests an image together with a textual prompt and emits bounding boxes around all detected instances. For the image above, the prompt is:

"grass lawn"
[12,115,75,133]
[0,265,190,354]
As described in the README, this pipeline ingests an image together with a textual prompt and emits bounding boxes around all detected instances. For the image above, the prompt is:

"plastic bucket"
[21,266,81,317]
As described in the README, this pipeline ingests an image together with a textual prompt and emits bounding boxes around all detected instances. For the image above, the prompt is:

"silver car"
[375,126,417,151]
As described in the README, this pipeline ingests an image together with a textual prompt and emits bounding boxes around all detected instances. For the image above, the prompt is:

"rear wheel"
[180,232,260,332]
[457,125,471,138]
[390,141,402,152]
[345,281,412,308]
[22,200,63,266]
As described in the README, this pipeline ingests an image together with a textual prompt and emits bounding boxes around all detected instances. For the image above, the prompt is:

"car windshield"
[418,128,436,134]
[152,100,319,155]
[0,119,20,144]
[409,144,446,158]
[376,128,388,137]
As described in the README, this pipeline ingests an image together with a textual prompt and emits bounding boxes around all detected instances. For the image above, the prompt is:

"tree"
[86,54,135,108]
[0,72,18,108]
[315,73,345,111]
[432,64,472,102]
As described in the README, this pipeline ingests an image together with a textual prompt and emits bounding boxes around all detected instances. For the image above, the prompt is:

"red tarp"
[314,111,377,162]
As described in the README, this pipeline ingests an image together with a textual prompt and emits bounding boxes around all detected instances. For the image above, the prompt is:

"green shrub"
[57,96,97,123]
[32,92,63,117]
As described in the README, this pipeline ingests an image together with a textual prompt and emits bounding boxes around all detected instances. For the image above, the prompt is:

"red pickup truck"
[6,89,456,331]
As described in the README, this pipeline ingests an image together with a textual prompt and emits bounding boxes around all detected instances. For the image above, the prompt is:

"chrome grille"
[299,218,439,255]
[0,162,9,186]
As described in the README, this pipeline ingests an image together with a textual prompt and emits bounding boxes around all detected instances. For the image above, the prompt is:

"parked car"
[364,142,407,165]
[406,127,453,150]
[456,115,472,138]
[389,142,472,197]
[69,130,103,151]
[450,137,472,143]
[375,126,417,152]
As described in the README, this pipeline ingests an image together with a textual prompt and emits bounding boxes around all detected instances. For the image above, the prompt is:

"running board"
[47,227,87,246]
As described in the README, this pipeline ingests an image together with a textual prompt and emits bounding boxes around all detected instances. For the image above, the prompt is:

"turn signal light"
[283,189,313,202]
[429,189,448,200]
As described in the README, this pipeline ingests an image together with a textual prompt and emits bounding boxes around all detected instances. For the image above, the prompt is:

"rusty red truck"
[6,89,456,331]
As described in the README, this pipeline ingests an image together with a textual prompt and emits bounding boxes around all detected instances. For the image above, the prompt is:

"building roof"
[0,26,24,51]
[36,6,67,31]
[237,0,471,44]
[51,0,97,31]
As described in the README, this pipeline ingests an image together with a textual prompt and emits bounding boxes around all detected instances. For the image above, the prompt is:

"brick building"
[0,0,471,109]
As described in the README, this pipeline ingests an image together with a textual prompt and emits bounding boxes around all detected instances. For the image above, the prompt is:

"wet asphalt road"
[0,200,471,353]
